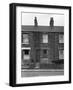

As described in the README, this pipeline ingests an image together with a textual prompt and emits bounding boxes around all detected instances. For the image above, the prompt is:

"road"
[21,69,64,77]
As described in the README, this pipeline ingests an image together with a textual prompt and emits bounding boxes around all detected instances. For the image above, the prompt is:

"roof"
[22,25,64,32]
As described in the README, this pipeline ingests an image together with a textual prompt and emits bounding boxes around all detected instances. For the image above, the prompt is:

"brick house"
[21,18,64,69]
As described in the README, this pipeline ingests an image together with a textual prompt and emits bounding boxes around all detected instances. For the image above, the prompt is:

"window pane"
[22,50,30,60]
[59,34,64,43]
[59,50,64,59]
[43,49,47,54]
[42,49,48,58]
[22,34,29,44]
[24,50,29,55]
[43,34,48,43]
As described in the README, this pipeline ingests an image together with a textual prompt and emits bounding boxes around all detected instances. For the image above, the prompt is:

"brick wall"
[21,31,62,64]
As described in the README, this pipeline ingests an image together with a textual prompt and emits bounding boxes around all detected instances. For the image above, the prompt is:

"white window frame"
[22,47,31,60]
[42,34,48,43]
[22,34,29,44]
[59,50,64,59]
[59,34,64,43]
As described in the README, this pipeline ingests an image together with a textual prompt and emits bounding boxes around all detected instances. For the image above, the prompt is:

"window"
[22,34,29,44]
[43,49,47,54]
[22,49,30,60]
[59,50,64,59]
[43,49,48,57]
[24,50,29,55]
[59,34,64,43]
[42,34,48,43]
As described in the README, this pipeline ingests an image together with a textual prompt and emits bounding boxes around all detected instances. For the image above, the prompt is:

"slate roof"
[22,25,64,32]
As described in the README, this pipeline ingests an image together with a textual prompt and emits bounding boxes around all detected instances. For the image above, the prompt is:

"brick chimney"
[50,17,54,27]
[34,17,38,26]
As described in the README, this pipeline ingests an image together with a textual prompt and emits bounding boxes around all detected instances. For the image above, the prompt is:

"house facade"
[21,18,64,69]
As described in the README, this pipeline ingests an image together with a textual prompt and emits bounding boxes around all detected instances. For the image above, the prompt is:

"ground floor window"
[22,48,31,60]
[42,49,48,57]
[59,50,64,59]
[43,49,47,54]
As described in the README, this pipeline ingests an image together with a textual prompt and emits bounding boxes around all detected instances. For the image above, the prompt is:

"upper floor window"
[22,34,29,44]
[42,34,48,43]
[59,34,64,43]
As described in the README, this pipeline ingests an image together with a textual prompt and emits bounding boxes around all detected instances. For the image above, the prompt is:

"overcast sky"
[22,13,64,26]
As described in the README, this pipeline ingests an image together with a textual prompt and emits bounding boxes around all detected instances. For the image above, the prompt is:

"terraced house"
[21,17,64,70]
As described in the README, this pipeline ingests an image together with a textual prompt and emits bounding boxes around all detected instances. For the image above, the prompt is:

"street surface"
[21,69,64,77]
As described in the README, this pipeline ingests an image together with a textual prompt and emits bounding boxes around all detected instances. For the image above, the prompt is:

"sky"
[22,12,64,26]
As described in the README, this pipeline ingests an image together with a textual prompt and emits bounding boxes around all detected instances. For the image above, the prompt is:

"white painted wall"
[0,0,72,89]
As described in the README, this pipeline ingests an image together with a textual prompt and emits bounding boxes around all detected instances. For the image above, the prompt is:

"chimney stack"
[50,17,54,27]
[34,17,38,26]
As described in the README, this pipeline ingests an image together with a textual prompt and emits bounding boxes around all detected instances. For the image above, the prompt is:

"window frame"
[59,49,64,59]
[22,33,29,44]
[59,34,64,43]
[42,34,48,43]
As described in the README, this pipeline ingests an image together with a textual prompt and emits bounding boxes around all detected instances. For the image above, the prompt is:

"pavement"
[21,69,64,77]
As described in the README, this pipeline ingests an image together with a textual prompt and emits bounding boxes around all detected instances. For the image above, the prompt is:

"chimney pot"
[34,17,38,26]
[50,17,54,27]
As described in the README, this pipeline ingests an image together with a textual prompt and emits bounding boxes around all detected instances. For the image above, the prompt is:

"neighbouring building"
[21,17,64,69]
